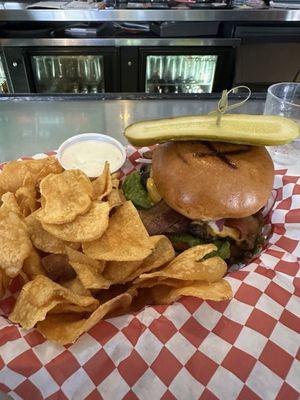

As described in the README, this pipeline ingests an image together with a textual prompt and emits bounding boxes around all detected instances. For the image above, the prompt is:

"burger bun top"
[152,141,274,220]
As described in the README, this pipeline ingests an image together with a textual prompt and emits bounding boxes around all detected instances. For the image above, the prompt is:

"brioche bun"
[152,141,274,220]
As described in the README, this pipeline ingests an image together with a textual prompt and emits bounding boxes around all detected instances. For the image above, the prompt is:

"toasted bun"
[152,141,274,220]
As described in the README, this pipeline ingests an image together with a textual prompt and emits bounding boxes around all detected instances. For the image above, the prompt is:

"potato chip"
[103,235,174,285]
[50,302,99,315]
[1,156,234,344]
[127,278,194,312]
[15,182,38,217]
[107,175,124,209]
[132,277,195,290]
[92,161,112,201]
[38,170,93,224]
[0,268,10,299]
[66,248,109,290]
[83,201,153,261]
[125,235,175,282]
[9,275,99,329]
[26,211,79,254]
[37,313,87,344]
[36,293,132,344]
[108,188,124,210]
[1,192,22,215]
[105,296,133,318]
[41,201,110,243]
[135,244,227,284]
[111,171,120,180]
[151,279,233,304]
[62,277,92,297]
[34,157,63,182]
[66,247,105,272]
[23,248,45,280]
[103,260,142,284]
[0,157,63,197]
[0,208,32,277]
[112,175,120,187]
[70,262,110,290]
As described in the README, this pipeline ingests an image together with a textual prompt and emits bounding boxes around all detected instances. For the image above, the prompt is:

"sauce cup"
[57,133,126,178]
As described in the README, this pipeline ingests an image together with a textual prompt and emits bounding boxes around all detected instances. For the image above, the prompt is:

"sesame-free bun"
[152,141,274,220]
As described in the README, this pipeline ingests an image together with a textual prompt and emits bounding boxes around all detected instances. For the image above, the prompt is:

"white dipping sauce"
[61,140,123,177]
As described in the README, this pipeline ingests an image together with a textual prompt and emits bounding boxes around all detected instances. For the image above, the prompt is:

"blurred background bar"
[0,3,299,96]
[0,93,265,162]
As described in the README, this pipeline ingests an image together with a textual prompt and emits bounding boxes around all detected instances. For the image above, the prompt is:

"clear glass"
[31,55,104,94]
[264,82,300,166]
[145,55,218,94]
[0,55,9,94]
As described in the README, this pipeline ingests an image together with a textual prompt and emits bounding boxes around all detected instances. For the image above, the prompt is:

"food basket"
[0,146,299,400]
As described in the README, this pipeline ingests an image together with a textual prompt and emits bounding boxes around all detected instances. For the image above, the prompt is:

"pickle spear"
[125,114,299,146]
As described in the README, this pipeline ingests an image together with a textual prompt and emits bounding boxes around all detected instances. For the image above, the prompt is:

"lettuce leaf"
[169,233,206,248]
[169,234,230,260]
[122,171,153,209]
[204,240,231,260]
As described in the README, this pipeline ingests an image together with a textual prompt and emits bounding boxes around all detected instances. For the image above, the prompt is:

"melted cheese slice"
[207,222,241,241]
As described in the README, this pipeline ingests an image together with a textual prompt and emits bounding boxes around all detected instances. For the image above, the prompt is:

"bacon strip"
[225,215,262,249]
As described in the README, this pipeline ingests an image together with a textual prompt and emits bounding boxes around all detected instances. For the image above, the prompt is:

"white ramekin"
[57,133,126,177]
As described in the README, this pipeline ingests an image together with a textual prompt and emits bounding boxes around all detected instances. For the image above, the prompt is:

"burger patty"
[138,200,190,236]
[139,200,263,264]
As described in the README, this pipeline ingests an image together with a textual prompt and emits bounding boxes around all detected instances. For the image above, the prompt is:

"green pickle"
[125,114,299,147]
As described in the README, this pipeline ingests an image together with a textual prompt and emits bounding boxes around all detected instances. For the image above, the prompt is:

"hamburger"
[123,140,274,265]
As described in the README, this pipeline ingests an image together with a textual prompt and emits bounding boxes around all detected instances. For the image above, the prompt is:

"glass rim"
[267,82,300,108]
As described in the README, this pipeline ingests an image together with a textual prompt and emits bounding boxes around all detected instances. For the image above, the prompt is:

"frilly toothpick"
[211,86,252,126]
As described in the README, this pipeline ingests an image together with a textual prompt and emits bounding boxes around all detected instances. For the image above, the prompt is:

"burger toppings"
[225,214,263,251]
[124,113,299,146]
[146,178,162,204]
[122,164,162,209]
[207,221,241,241]
[123,175,264,265]
[121,139,273,266]
[203,241,231,260]
[168,233,204,249]
[122,171,153,209]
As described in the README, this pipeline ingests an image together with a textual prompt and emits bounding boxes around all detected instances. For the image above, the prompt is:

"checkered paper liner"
[0,146,299,400]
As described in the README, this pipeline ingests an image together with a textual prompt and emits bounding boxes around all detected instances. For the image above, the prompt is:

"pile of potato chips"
[0,156,232,345]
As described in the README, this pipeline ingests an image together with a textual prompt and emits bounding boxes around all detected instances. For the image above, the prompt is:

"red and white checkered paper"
[0,147,299,400]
